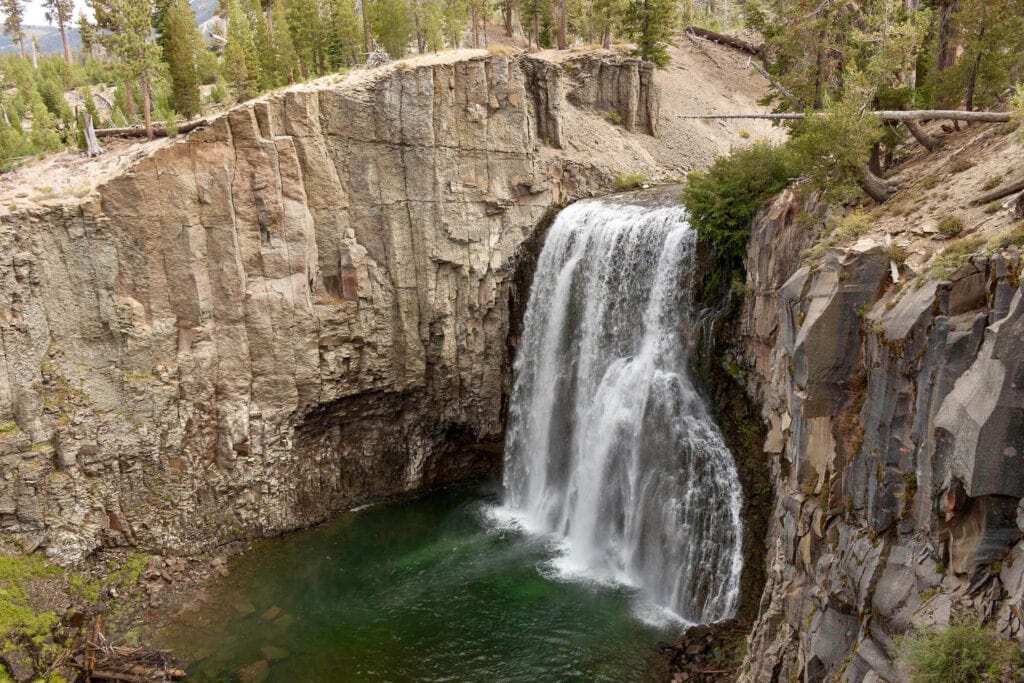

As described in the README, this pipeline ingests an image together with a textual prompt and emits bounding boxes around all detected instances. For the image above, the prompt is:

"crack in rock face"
[0,54,660,563]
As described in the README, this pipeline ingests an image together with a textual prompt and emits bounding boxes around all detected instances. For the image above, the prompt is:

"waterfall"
[498,198,744,625]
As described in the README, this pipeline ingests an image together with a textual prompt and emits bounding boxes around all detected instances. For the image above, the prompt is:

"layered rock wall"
[0,53,658,561]
[737,191,1024,681]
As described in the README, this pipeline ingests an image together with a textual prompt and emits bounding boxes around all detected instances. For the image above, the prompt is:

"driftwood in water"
[685,26,763,57]
[95,118,208,139]
[675,110,1012,123]
[970,177,1024,206]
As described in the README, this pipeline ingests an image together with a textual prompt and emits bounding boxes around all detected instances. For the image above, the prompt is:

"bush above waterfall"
[680,141,797,262]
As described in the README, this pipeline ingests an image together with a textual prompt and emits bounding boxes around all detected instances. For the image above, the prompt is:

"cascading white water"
[498,198,744,625]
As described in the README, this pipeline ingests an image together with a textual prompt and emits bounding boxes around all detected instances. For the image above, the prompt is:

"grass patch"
[981,175,1003,191]
[0,422,18,436]
[938,214,965,237]
[984,200,1003,214]
[930,235,984,278]
[603,110,622,125]
[987,221,1024,249]
[614,173,648,190]
[0,554,60,641]
[900,624,1021,683]
[949,155,975,174]
[486,44,519,55]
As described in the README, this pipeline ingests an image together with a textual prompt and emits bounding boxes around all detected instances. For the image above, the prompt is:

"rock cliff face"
[737,190,1024,681]
[0,52,659,562]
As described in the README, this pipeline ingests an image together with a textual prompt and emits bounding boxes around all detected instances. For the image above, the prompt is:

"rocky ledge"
[0,51,662,563]
[735,189,1024,681]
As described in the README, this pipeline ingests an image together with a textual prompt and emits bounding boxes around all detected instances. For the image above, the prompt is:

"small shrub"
[603,110,622,125]
[921,174,940,190]
[930,235,984,278]
[938,215,965,237]
[981,175,1003,191]
[988,221,1024,249]
[680,141,796,263]
[739,129,750,139]
[887,242,908,266]
[900,624,1021,683]
[0,421,18,435]
[949,155,975,174]
[614,172,647,190]
[984,200,1002,214]
[833,211,874,242]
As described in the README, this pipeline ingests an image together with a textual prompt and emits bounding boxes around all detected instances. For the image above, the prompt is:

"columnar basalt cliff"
[735,189,1024,681]
[0,52,663,562]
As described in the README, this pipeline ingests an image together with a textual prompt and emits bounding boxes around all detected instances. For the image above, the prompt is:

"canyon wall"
[0,52,660,562]
[736,190,1024,681]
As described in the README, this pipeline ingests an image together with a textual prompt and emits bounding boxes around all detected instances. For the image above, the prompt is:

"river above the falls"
[157,483,675,682]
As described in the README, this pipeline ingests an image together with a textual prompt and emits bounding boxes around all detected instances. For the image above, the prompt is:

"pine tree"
[42,0,75,63]
[162,0,204,117]
[1,0,27,58]
[325,0,363,66]
[940,0,1024,111]
[623,0,674,66]
[224,0,261,98]
[519,0,550,48]
[441,0,465,48]
[287,0,327,76]
[370,0,413,57]
[89,0,164,138]
[269,0,298,82]
[77,10,97,57]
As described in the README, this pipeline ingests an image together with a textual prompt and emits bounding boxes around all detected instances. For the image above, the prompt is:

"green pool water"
[158,482,678,682]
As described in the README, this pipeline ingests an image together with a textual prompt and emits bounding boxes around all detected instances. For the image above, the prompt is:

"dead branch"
[970,177,1024,206]
[685,26,763,57]
[675,110,1011,123]
[903,119,943,151]
[82,112,105,157]
[95,119,208,139]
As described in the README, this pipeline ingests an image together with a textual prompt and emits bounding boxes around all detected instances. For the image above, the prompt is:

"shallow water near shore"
[157,482,676,682]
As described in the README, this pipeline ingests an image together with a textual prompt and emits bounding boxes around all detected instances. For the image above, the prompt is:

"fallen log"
[685,26,763,57]
[675,110,1011,123]
[95,118,208,139]
[970,177,1024,206]
[904,119,943,151]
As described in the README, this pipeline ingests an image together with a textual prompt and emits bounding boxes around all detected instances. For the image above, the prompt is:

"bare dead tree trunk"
[602,24,611,49]
[869,142,884,176]
[504,0,513,37]
[685,26,762,57]
[141,77,153,141]
[861,166,895,203]
[82,112,105,157]
[363,0,373,54]
[18,35,26,59]
[970,177,1024,206]
[964,29,985,112]
[904,119,942,151]
[58,17,71,64]
[124,80,138,121]
[937,0,958,71]
[557,0,567,49]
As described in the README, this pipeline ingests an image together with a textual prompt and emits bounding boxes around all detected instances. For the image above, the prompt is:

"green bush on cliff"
[680,141,796,263]
[901,624,1021,682]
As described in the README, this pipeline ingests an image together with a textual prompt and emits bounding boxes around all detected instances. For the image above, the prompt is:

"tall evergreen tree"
[325,0,363,66]
[623,0,674,66]
[224,0,261,98]
[287,0,327,76]
[1,0,27,58]
[42,0,75,63]
[91,0,163,138]
[370,0,413,57]
[269,0,298,82]
[162,0,204,116]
